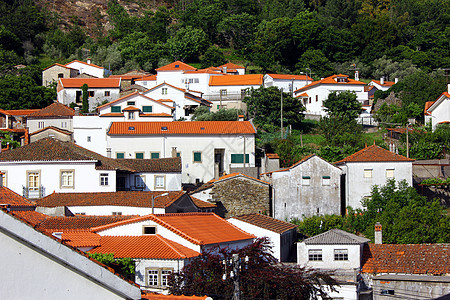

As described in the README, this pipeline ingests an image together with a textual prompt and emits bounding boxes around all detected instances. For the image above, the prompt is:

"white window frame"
[364,169,373,178]
[308,249,323,261]
[154,175,165,189]
[1,170,7,187]
[302,176,310,186]
[100,173,109,186]
[135,175,145,189]
[61,121,67,128]
[322,176,330,186]
[27,171,40,191]
[60,170,74,189]
[147,269,159,286]
[334,249,348,261]
[128,111,135,120]
[386,169,395,178]
[38,121,44,129]
[162,87,168,95]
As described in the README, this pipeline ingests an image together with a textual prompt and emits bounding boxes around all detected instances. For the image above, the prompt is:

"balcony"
[22,186,46,199]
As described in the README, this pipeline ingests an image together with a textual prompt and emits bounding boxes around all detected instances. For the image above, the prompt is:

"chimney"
[380,77,384,85]
[223,66,227,74]
[238,115,244,121]
[355,70,359,81]
[0,172,3,187]
[394,78,398,84]
[171,147,177,158]
[87,58,91,64]
[375,222,382,244]
[74,106,80,116]
[106,148,112,158]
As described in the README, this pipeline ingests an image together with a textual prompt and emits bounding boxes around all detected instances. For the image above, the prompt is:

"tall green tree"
[81,84,89,113]
[166,26,209,62]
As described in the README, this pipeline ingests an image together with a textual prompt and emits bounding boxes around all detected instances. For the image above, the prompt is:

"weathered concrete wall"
[211,177,270,218]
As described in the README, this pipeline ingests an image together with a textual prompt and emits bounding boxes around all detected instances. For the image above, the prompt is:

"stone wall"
[210,177,270,218]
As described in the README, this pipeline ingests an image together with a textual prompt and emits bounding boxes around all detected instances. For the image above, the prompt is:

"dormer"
[335,75,349,83]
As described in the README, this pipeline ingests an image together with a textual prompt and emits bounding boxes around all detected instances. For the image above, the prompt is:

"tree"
[81,84,89,113]
[217,13,258,51]
[323,91,361,120]
[244,86,305,132]
[88,253,135,280]
[191,107,243,121]
[200,45,226,68]
[166,26,209,62]
[168,238,337,299]
[295,49,334,78]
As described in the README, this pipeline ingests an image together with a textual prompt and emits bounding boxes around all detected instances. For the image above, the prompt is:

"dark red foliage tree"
[168,238,337,299]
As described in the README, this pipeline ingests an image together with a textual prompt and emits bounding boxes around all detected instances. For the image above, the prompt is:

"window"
[112,212,122,216]
[1,171,7,187]
[60,170,74,188]
[316,95,318,102]
[135,175,145,188]
[364,169,373,178]
[116,152,125,159]
[151,152,160,159]
[161,269,172,286]
[128,111,135,120]
[231,154,249,163]
[162,87,168,95]
[308,249,323,261]
[58,73,64,78]
[302,176,310,186]
[111,106,121,113]
[143,226,156,235]
[38,121,44,129]
[135,152,144,159]
[386,169,394,178]
[322,176,330,186]
[220,89,227,96]
[88,91,94,97]
[193,151,202,162]
[176,152,181,157]
[155,176,165,189]
[127,101,135,105]
[147,269,159,286]
[142,106,153,113]
[100,173,109,186]
[87,136,91,142]
[61,121,67,128]
[27,172,40,190]
[146,268,173,287]
[334,249,348,261]
[104,91,110,97]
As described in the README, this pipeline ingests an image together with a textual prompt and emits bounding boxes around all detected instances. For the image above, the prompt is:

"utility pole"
[232,254,240,300]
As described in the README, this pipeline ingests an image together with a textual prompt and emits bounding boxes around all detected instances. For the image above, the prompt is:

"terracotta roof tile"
[29,126,73,136]
[36,191,186,208]
[189,196,216,208]
[209,74,263,86]
[217,63,245,69]
[88,235,201,259]
[3,109,40,116]
[266,153,279,159]
[371,79,395,87]
[156,61,196,72]
[0,187,35,206]
[209,173,270,185]
[266,74,313,81]
[108,121,256,135]
[59,78,121,88]
[294,74,366,93]
[62,230,102,247]
[362,244,450,275]
[334,144,414,164]
[43,63,73,71]
[424,101,435,115]
[135,75,157,81]
[97,92,173,110]
[35,215,138,233]
[11,210,48,227]
[92,213,255,245]
[28,102,75,118]
[230,213,297,234]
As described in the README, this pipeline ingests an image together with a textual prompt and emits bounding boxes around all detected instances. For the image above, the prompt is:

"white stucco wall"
[73,115,111,156]
[0,161,116,198]
[27,117,73,134]
[320,284,358,300]
[68,205,166,216]
[156,71,184,86]
[338,161,413,210]
[58,87,120,111]
[135,258,189,292]
[107,133,255,184]
[65,61,105,78]
[190,187,212,202]
[122,172,182,191]
[263,76,310,95]
[430,97,450,130]
[297,242,363,270]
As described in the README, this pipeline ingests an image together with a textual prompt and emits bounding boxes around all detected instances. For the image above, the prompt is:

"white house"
[143,82,210,120]
[36,191,216,216]
[217,62,245,75]
[206,74,264,111]
[263,74,313,95]
[294,74,367,117]
[335,144,414,210]
[261,154,343,221]
[91,212,255,253]
[26,102,76,134]
[134,74,157,89]
[0,209,141,300]
[0,138,182,199]
[368,78,397,91]
[42,63,80,87]
[106,120,257,184]
[57,78,121,111]
[155,61,197,86]
[424,85,450,131]
[65,59,107,78]
[228,213,297,262]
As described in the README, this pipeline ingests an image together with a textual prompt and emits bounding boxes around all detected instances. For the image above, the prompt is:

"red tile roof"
[35,215,138,233]
[156,61,196,72]
[217,63,245,70]
[294,74,366,93]
[334,144,414,164]
[92,213,255,245]
[28,102,75,118]
[97,91,173,110]
[108,121,256,135]
[59,78,121,88]
[267,74,313,81]
[362,244,450,275]
[424,101,435,115]
[88,235,201,259]
[0,186,35,206]
[371,79,396,87]
[62,230,102,247]
[135,75,157,81]
[209,74,263,86]
[266,153,279,159]
[11,210,48,227]
[36,191,187,208]
[230,213,297,234]
[209,173,270,185]
[43,63,73,71]
[30,126,73,136]
[3,109,40,116]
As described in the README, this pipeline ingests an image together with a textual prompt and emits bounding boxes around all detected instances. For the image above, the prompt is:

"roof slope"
[371,79,395,87]
[92,213,255,245]
[217,63,245,69]
[62,231,102,247]
[303,229,370,245]
[209,74,263,86]
[59,78,121,88]
[28,102,75,118]
[65,60,104,70]
[334,144,414,164]
[266,74,313,81]
[362,244,450,275]
[35,215,138,233]
[230,213,297,234]
[156,61,196,72]
[108,121,256,135]
[88,235,201,259]
[0,186,35,207]
[209,172,270,185]
[294,74,366,93]
[116,157,181,172]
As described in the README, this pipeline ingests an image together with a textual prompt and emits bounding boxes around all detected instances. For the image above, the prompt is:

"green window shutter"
[245,154,249,163]
[231,154,249,163]
[193,152,202,162]
[322,176,331,179]
[116,153,124,159]
[176,152,181,157]
[111,106,121,113]
[151,152,160,159]
[136,153,144,159]
[143,106,153,113]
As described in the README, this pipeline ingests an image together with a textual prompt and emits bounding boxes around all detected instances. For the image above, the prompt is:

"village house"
[261,154,343,221]
[424,84,450,131]
[294,74,367,118]
[368,78,397,92]
[190,173,271,218]
[36,191,216,216]
[263,73,313,95]
[0,108,39,146]
[335,144,414,210]
[106,120,257,185]
[135,74,158,90]
[26,102,76,134]
[57,78,121,111]
[228,213,297,262]
[0,138,182,199]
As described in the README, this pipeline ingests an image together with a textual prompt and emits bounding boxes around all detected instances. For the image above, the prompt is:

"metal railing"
[23,186,45,199]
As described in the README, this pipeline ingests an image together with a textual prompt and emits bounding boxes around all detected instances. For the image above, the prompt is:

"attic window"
[200,127,205,130]
[175,65,179,68]
[161,126,168,131]
[129,126,135,131]
[143,226,156,235]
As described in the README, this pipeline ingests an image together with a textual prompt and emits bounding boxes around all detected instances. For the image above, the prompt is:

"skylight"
[129,127,135,130]
[161,126,168,131]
